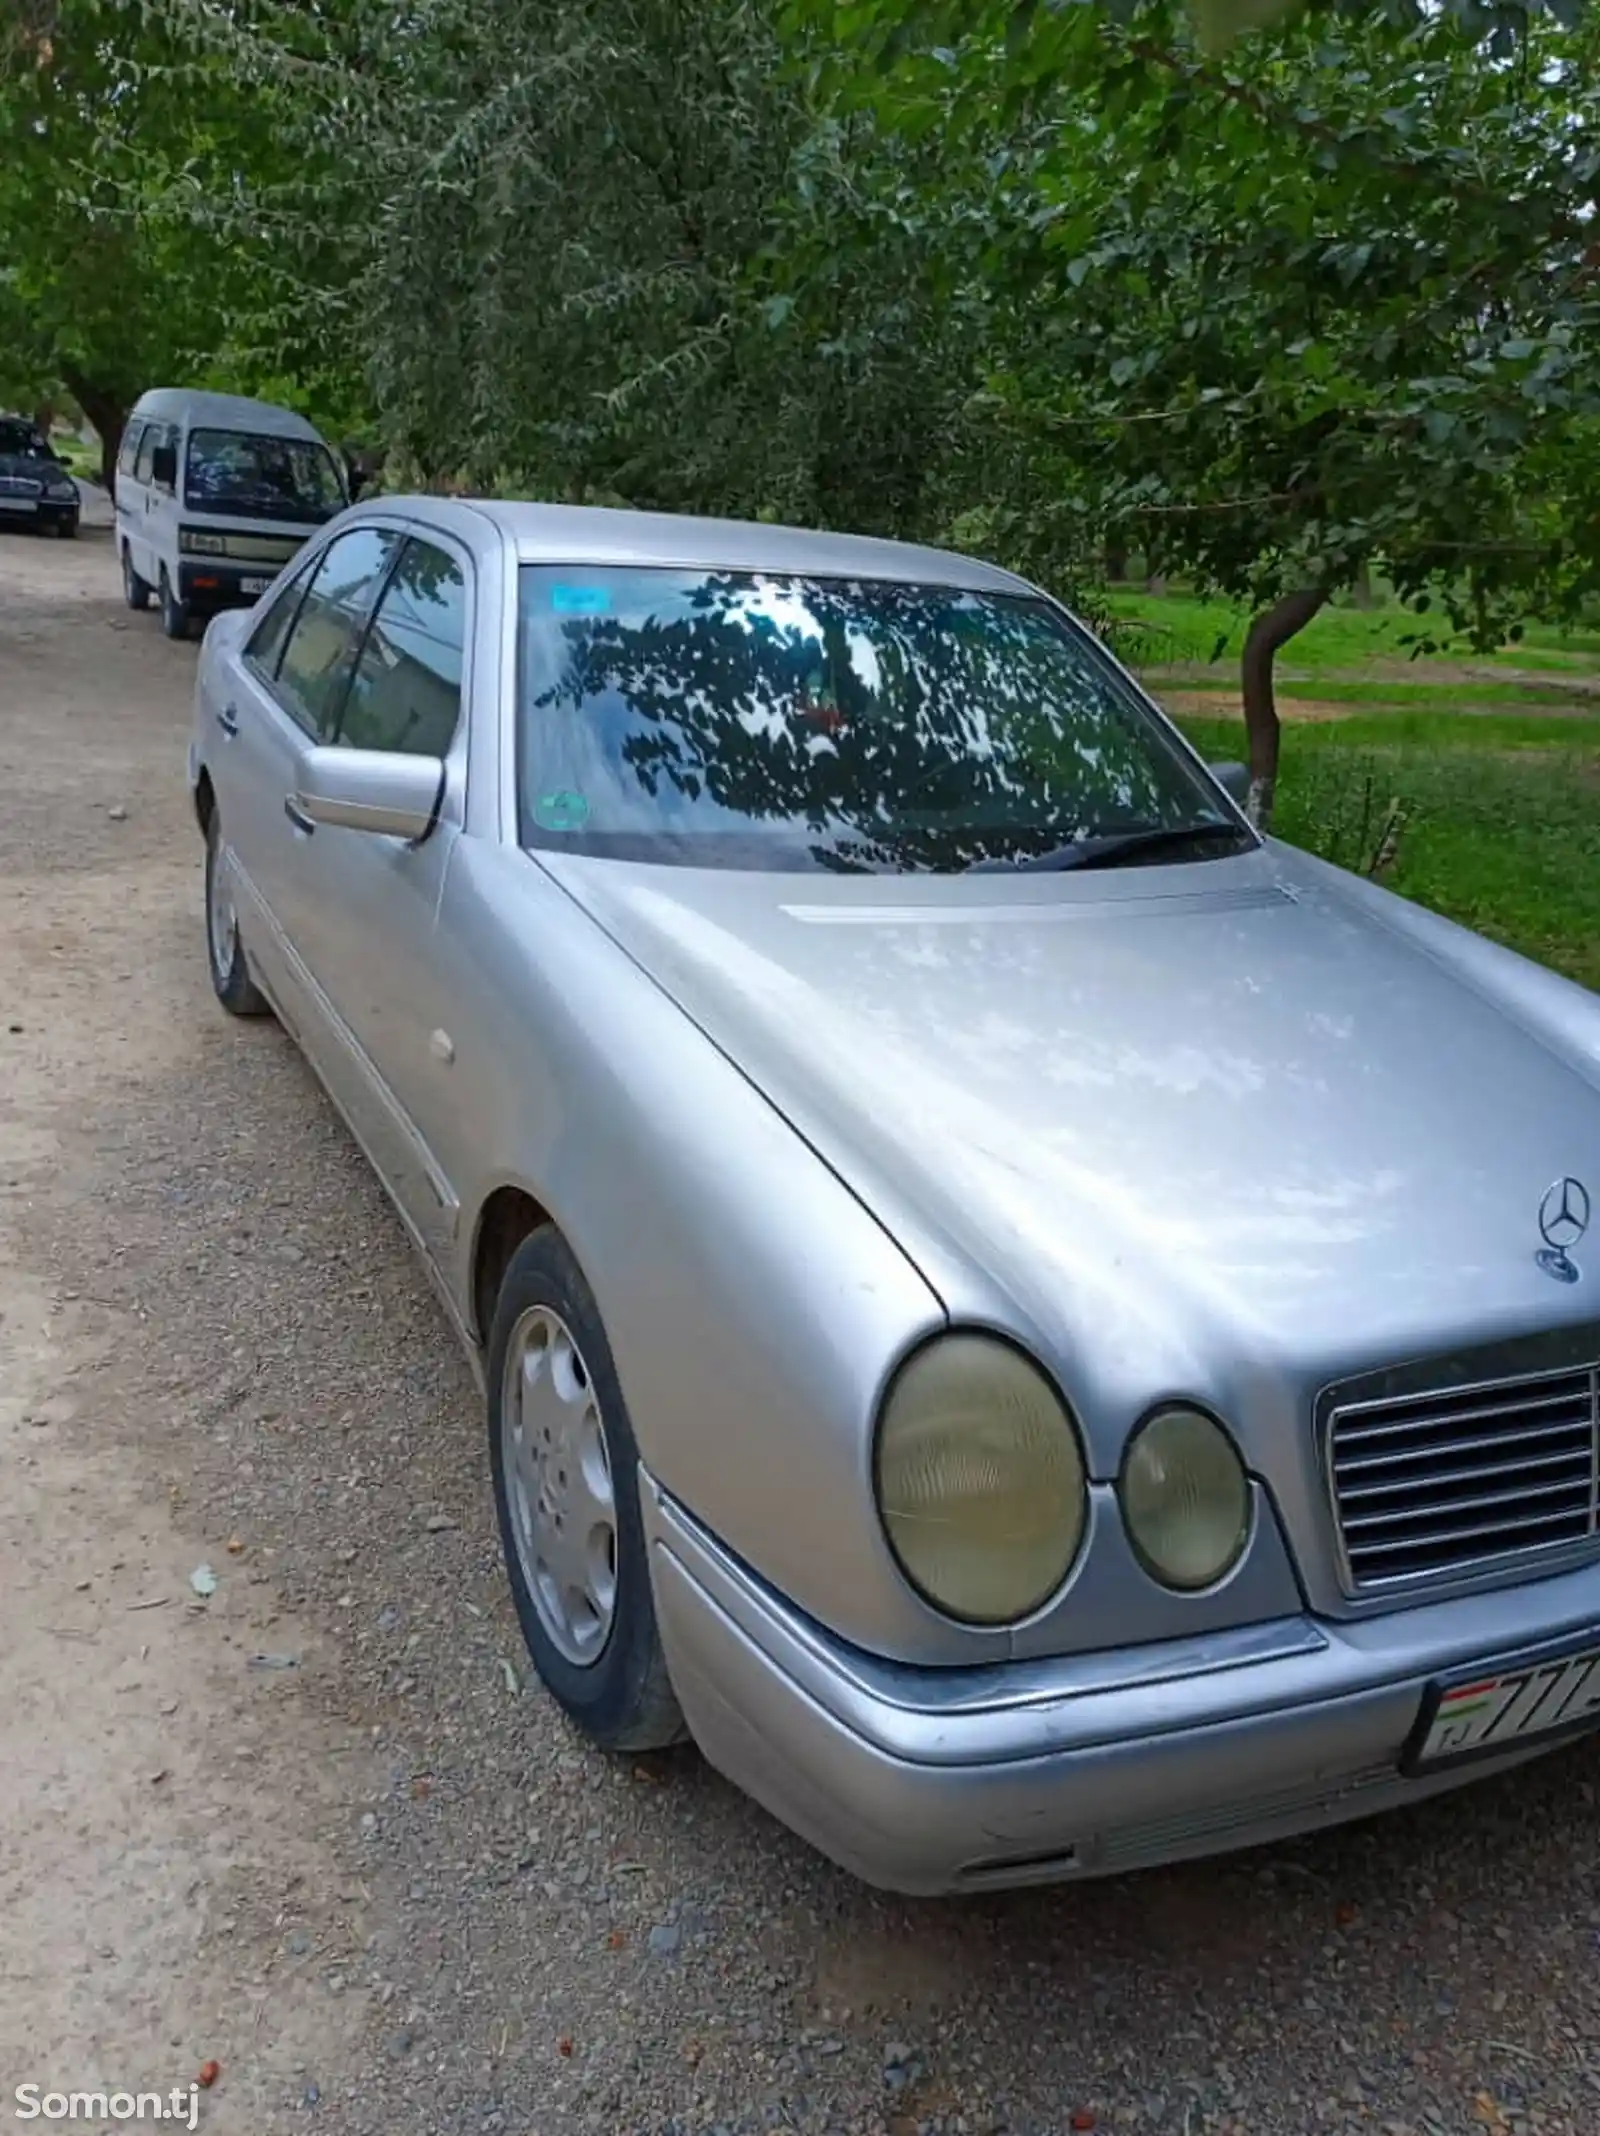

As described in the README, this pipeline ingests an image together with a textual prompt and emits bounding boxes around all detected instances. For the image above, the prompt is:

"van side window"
[118,422,145,478]
[133,426,158,485]
[148,424,176,493]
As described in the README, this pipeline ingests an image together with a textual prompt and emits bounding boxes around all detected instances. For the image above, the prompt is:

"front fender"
[433,842,1018,1665]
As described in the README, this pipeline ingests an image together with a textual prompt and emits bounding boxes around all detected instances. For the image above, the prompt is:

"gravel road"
[4,528,1600,2136]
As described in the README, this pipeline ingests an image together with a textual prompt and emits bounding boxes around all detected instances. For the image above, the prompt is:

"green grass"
[1153,676,1593,710]
[1109,587,1600,681]
[48,438,100,483]
[1176,710,1600,992]
[1099,590,1600,989]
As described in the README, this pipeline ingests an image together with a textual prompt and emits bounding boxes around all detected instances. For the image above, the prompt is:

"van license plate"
[1406,1637,1600,1771]
[240,576,271,595]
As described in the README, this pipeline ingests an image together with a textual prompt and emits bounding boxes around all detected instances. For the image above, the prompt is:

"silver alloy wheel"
[208,836,238,980]
[501,1305,619,1666]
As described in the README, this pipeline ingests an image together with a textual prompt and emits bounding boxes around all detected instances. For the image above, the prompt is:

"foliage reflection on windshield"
[516,566,1234,873]
[184,429,345,523]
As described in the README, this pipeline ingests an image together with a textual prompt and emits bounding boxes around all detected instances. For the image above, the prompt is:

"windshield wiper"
[967,819,1250,874]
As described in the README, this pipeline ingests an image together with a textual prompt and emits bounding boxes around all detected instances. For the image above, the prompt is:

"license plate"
[240,576,271,595]
[1406,1635,1600,1772]
[0,496,35,512]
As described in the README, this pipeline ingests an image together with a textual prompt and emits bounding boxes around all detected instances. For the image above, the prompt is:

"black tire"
[58,520,78,540]
[122,545,152,611]
[204,810,269,1017]
[159,566,191,640]
[487,1227,686,1752]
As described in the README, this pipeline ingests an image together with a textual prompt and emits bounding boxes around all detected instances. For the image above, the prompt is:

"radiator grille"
[1329,1364,1600,1591]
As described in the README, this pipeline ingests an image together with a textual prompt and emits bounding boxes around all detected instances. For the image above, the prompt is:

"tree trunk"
[1104,539,1129,582]
[60,369,128,496]
[1240,588,1328,827]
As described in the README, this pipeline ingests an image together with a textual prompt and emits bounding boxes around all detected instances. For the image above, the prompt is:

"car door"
[146,421,181,589]
[127,423,160,581]
[114,419,144,542]
[211,523,402,1054]
[274,532,474,1263]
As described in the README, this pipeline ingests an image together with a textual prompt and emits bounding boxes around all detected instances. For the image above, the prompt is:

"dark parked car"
[0,416,81,537]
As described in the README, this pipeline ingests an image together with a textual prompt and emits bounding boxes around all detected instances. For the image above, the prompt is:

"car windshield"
[515,565,1249,873]
[184,428,345,523]
[0,420,49,459]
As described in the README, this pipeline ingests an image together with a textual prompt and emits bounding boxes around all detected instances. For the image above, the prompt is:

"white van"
[115,390,350,639]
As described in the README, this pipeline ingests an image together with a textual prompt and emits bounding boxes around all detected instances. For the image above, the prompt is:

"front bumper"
[0,494,78,532]
[643,1477,1600,1893]
[178,559,279,614]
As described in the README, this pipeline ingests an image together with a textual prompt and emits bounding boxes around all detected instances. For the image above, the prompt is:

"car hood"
[0,452,53,482]
[540,842,1600,1456]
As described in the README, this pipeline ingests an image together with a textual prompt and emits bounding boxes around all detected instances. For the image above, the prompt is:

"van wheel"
[159,568,191,641]
[122,546,152,611]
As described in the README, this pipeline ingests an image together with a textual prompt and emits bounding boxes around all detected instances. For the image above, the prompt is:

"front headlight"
[181,529,227,555]
[874,1333,1086,1625]
[1119,1405,1250,1591]
[47,478,77,500]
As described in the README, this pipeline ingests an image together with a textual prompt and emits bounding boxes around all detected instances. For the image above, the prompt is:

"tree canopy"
[7,0,1600,816]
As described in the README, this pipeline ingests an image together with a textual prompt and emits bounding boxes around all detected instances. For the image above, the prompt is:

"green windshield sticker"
[551,584,610,615]
[533,789,591,831]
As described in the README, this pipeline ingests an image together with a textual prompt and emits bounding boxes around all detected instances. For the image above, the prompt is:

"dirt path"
[4,531,1600,2136]
[0,531,370,2123]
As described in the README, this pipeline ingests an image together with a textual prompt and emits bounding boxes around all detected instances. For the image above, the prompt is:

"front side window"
[515,567,1250,874]
[149,424,176,492]
[273,528,400,740]
[244,552,319,678]
[184,428,345,525]
[117,421,145,476]
[133,426,159,485]
[337,539,467,756]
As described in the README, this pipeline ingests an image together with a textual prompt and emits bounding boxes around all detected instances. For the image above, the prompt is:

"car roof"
[129,389,327,442]
[370,496,1033,594]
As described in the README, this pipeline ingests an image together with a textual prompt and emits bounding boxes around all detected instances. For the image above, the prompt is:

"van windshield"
[184,429,345,523]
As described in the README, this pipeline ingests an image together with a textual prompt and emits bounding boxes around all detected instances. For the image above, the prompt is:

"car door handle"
[215,704,239,737]
[283,795,316,836]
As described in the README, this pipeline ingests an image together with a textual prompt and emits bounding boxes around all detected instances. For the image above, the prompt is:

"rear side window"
[118,422,145,477]
[273,527,400,740]
[337,538,467,756]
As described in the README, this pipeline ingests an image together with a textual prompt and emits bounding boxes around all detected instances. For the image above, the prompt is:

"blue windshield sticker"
[533,789,591,832]
[551,583,610,615]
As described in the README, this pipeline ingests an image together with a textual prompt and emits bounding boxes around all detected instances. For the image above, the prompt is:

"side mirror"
[1209,760,1252,810]
[293,746,443,842]
[151,442,177,489]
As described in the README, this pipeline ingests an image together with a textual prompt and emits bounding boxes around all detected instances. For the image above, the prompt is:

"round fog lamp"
[1120,1405,1249,1591]
[875,1334,1086,1625]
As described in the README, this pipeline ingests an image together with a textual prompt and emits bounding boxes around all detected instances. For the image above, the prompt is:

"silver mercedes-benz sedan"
[188,497,1600,1893]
